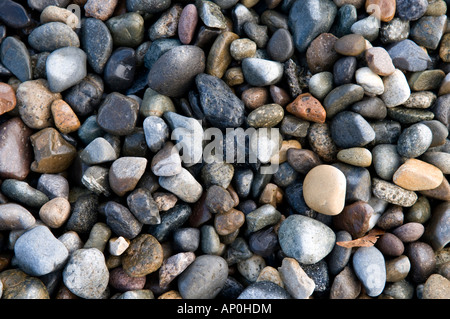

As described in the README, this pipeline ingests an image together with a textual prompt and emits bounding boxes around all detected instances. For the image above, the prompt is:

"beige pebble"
[393,158,444,191]
[270,139,302,164]
[278,257,315,299]
[303,165,347,216]
[40,6,79,29]
[39,197,71,228]
[256,266,284,288]
[337,147,372,167]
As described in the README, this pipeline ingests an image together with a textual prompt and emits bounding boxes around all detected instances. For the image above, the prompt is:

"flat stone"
[307,123,339,163]
[97,92,139,136]
[278,214,336,264]
[122,234,163,277]
[403,91,437,109]
[266,28,294,62]
[28,22,80,52]
[0,37,31,83]
[330,266,361,299]
[352,246,386,297]
[288,0,337,53]
[372,178,418,207]
[334,56,357,86]
[196,0,227,29]
[0,117,33,181]
[350,15,379,41]
[16,79,62,130]
[0,269,49,299]
[423,274,450,299]
[386,107,435,125]
[62,248,109,299]
[148,4,183,41]
[393,158,444,191]
[30,128,77,173]
[337,147,372,167]
[178,255,228,299]
[308,72,334,100]
[230,38,257,61]
[109,157,147,196]
[80,137,117,165]
[0,0,31,28]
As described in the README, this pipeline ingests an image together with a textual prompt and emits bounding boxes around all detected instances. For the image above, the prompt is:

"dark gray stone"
[81,18,113,74]
[330,111,376,148]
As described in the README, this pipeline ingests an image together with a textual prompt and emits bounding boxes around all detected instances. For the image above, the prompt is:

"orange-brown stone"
[393,158,444,191]
[0,83,16,115]
[51,99,81,134]
[365,0,396,23]
[286,93,326,123]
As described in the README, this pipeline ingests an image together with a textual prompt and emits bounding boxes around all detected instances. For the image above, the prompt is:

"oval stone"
[147,45,206,97]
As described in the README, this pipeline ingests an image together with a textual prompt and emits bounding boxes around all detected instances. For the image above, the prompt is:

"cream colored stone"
[278,257,315,299]
[337,147,372,167]
[270,139,302,164]
[256,266,285,288]
[393,158,444,191]
[303,165,347,215]
[109,236,130,256]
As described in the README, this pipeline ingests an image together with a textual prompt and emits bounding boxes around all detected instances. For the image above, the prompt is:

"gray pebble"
[352,246,386,297]
[238,281,291,299]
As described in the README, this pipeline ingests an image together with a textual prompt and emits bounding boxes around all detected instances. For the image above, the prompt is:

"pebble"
[330,266,361,299]
[307,123,339,163]
[278,214,336,264]
[422,274,450,299]
[352,246,386,297]
[104,201,143,239]
[28,22,80,52]
[405,241,436,283]
[40,6,79,29]
[278,258,315,299]
[380,69,411,107]
[355,67,384,96]
[365,46,395,76]
[377,205,404,230]
[396,0,428,21]
[16,79,62,130]
[127,188,161,225]
[334,34,366,56]
[178,254,228,299]
[62,248,109,299]
[97,92,139,136]
[0,82,15,115]
[337,147,372,167]
[126,0,171,13]
[288,0,337,53]
[286,93,326,124]
[237,254,266,282]
[64,74,104,116]
[103,47,136,92]
[109,267,145,292]
[331,111,376,148]
[39,197,71,228]
[392,222,425,243]
[159,252,196,289]
[328,230,353,276]
[51,99,81,134]
[0,203,35,231]
[238,280,291,299]
[393,159,444,191]
[387,39,431,72]
[0,269,49,299]
[423,202,450,251]
[80,137,117,165]
[397,123,433,158]
[205,185,235,214]
[106,12,144,48]
[246,204,281,232]
[306,33,339,75]
[1,179,49,208]
[372,178,418,207]
[333,201,374,238]
[0,117,33,181]
[242,58,284,86]
[14,225,68,276]
[385,255,411,282]
[108,156,147,197]
[197,0,228,29]
[178,4,198,45]
[334,56,357,86]
[380,17,410,44]
[247,103,284,128]
[403,91,437,109]
[350,15,380,41]
[196,73,245,129]
[308,72,334,100]
[159,168,203,203]
[421,121,448,148]
[376,233,405,257]
[151,141,182,177]
[120,234,163,278]
[66,194,98,236]
[323,84,365,118]
[266,28,294,62]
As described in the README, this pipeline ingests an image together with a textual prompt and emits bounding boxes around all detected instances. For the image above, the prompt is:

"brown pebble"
[158,290,182,299]
[241,87,270,109]
[269,85,291,106]
[376,205,404,230]
[423,274,450,299]
[205,185,235,214]
[306,33,339,74]
[420,177,450,201]
[0,83,16,115]
[122,234,164,277]
[376,233,404,256]
[153,192,177,211]
[51,99,81,134]
[287,148,322,175]
[214,208,245,236]
[385,255,411,282]
[392,222,425,243]
[0,117,33,181]
[259,183,284,207]
[286,93,327,124]
[333,201,374,238]
[224,67,244,86]
[188,193,212,227]
[39,197,71,228]
[206,31,239,79]
[334,34,367,56]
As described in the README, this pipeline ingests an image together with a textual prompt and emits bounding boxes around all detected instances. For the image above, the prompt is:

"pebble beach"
[0,0,449,302]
